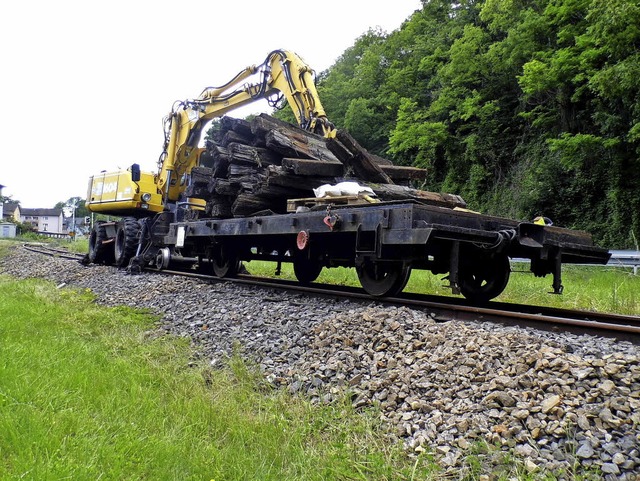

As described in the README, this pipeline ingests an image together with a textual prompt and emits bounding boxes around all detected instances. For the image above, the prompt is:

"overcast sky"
[0,0,422,209]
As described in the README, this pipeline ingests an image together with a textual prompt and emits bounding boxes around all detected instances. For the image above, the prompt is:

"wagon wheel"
[459,255,510,303]
[88,221,113,265]
[293,257,323,285]
[356,261,411,297]
[114,217,141,267]
[211,245,240,278]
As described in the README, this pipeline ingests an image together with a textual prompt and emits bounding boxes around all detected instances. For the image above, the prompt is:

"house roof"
[3,202,19,215]
[20,208,63,217]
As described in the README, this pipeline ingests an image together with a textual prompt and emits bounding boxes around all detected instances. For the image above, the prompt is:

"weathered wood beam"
[379,165,429,182]
[281,157,344,177]
[232,194,277,217]
[327,130,394,184]
[265,129,339,161]
[226,142,282,167]
[267,166,335,193]
[364,182,467,209]
[221,116,253,138]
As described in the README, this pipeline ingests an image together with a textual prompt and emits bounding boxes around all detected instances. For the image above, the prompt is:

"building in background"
[3,201,20,222]
[0,184,17,238]
[19,208,64,234]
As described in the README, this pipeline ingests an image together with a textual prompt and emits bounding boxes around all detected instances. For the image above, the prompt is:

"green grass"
[3,234,89,254]
[244,261,640,315]
[499,263,640,314]
[0,242,627,480]
[0,275,435,480]
[60,237,89,254]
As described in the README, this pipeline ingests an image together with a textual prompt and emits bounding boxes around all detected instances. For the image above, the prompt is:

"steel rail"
[22,243,87,261]
[153,267,640,345]
[19,244,640,344]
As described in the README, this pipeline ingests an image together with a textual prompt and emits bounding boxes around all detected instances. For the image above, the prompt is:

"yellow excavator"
[86,49,334,266]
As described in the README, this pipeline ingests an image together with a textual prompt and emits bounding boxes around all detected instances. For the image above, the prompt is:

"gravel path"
[2,244,639,479]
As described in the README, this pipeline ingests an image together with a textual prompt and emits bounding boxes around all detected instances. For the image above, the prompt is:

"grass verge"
[244,261,640,315]
[0,275,435,480]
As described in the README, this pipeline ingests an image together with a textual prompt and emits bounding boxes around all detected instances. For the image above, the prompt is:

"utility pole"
[68,199,78,241]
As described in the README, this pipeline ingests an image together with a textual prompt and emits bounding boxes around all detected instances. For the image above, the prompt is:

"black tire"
[293,257,323,285]
[88,221,114,265]
[114,217,140,268]
[356,261,411,297]
[459,255,511,303]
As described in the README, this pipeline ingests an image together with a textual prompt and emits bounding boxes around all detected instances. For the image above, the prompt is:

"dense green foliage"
[280,0,640,248]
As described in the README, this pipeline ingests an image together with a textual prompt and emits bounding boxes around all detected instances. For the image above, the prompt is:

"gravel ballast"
[2,244,639,479]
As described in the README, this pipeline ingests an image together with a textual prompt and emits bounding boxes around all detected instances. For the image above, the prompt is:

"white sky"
[0,0,422,208]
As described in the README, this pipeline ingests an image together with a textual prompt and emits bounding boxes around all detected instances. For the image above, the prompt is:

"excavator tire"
[88,221,114,265]
[114,217,141,268]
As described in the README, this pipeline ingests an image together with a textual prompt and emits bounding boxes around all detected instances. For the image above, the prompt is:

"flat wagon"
[136,200,610,302]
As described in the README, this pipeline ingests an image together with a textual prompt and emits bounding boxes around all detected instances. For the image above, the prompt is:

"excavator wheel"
[114,217,141,268]
[88,221,114,265]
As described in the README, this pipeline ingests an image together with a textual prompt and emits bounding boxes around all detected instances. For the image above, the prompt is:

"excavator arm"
[86,49,334,216]
[157,49,334,203]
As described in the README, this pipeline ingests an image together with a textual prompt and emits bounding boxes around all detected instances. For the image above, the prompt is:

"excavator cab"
[86,164,163,217]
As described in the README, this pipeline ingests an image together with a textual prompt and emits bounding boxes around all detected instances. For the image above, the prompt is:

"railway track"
[23,243,640,344]
[22,243,88,261]
[154,266,640,345]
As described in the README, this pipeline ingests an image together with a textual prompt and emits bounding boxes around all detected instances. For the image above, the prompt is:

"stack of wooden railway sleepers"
[186,114,467,218]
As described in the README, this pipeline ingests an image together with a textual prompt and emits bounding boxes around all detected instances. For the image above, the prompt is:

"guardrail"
[35,231,69,239]
[512,250,639,275]
[608,250,640,275]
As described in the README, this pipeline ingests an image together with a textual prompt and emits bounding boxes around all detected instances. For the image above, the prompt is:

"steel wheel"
[88,221,113,265]
[293,257,323,285]
[211,245,239,278]
[356,261,411,297]
[114,217,140,267]
[459,255,510,302]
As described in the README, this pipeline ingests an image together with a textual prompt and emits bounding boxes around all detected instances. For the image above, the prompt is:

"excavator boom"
[87,49,333,215]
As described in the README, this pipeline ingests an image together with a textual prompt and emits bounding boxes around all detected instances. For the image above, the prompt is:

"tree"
[55,197,90,219]
[0,193,17,204]
[515,0,640,246]
[271,0,639,247]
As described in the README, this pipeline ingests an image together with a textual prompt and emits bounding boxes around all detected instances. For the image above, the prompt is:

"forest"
[276,0,640,249]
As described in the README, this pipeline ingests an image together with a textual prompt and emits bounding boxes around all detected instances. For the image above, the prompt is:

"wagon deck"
[157,200,609,301]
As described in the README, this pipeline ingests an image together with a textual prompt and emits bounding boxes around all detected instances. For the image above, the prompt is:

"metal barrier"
[608,250,640,275]
[512,250,639,275]
[35,231,69,239]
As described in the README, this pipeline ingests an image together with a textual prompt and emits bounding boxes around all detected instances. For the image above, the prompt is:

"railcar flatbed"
[150,200,609,301]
